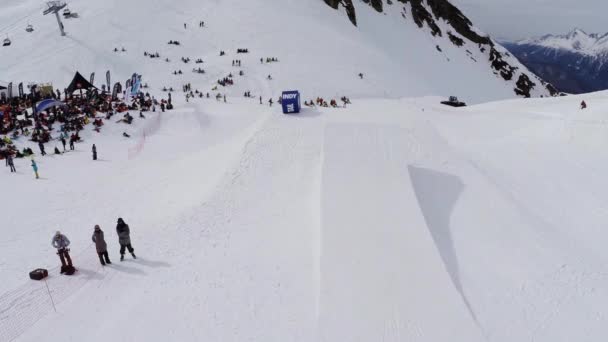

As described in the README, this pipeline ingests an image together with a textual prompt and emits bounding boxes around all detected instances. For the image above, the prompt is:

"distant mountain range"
[503,29,608,94]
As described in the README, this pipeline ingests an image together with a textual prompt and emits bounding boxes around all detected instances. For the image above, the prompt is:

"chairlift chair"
[26,24,34,32]
[63,8,71,17]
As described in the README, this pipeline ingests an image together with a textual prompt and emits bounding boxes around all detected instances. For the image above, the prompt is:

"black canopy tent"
[66,71,96,94]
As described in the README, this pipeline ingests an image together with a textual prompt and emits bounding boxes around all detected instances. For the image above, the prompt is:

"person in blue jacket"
[31,159,39,179]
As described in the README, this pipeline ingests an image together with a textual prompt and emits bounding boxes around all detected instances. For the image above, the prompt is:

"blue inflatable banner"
[131,74,142,96]
[281,90,301,114]
[35,99,67,113]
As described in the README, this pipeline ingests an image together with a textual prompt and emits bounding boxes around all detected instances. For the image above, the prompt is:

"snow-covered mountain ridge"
[0,0,556,104]
[323,0,558,97]
[515,28,608,57]
[503,28,608,94]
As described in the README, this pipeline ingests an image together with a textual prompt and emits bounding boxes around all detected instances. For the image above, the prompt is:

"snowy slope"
[1,0,552,104]
[3,91,608,341]
[2,0,608,341]
[319,124,483,341]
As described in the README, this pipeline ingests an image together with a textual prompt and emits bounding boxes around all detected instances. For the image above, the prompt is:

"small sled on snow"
[441,96,467,107]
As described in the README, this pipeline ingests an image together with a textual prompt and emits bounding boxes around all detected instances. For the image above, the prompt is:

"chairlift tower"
[43,1,67,37]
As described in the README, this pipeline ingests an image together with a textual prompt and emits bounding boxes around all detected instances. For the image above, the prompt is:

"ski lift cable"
[0,13,36,34]
[0,5,48,34]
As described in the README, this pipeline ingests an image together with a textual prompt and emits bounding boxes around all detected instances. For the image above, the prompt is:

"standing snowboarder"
[116,218,136,261]
[61,135,67,151]
[92,144,97,160]
[52,231,74,273]
[38,141,46,156]
[92,225,111,266]
[7,154,15,173]
[31,159,39,179]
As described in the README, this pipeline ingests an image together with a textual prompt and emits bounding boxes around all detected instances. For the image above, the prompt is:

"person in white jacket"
[52,231,73,271]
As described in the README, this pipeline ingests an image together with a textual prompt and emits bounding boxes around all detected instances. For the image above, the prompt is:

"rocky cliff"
[323,0,558,97]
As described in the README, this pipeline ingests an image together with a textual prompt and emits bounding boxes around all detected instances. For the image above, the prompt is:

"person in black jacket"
[92,144,97,160]
[38,141,46,156]
[116,218,136,261]
[6,154,15,172]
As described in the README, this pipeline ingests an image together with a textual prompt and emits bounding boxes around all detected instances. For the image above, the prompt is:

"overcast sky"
[451,0,607,41]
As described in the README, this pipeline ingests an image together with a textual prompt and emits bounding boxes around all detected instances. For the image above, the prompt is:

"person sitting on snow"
[580,100,587,110]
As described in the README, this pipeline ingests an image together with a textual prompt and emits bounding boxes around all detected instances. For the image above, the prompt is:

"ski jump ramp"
[318,123,484,341]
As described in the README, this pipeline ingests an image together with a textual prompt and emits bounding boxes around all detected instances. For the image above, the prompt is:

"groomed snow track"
[319,124,484,341]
